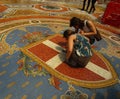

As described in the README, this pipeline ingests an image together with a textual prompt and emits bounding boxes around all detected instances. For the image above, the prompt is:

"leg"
[85,0,91,11]
[92,0,97,13]
[89,0,96,13]
[81,0,87,10]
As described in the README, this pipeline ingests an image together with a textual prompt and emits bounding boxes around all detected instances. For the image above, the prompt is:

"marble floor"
[0,0,120,99]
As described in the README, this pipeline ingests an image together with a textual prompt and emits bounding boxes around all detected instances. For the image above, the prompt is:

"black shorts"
[66,49,91,68]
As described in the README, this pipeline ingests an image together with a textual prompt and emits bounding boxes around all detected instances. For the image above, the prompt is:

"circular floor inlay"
[35,4,68,12]
[110,36,120,41]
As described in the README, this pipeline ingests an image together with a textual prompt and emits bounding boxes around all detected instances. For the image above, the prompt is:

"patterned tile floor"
[0,0,120,99]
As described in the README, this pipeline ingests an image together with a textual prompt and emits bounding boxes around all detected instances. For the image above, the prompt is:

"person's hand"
[80,30,84,35]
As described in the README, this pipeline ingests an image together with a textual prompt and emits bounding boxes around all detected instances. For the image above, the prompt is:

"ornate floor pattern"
[0,1,120,99]
[21,34,118,88]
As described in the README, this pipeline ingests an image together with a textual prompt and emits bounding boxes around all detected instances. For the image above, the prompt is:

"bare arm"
[81,21,97,36]
[66,35,75,60]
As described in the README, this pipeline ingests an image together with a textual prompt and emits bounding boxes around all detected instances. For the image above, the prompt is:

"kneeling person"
[63,29,92,68]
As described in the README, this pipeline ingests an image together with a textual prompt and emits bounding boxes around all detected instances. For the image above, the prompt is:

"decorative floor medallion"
[0,1,120,98]
[21,34,118,88]
[35,4,69,12]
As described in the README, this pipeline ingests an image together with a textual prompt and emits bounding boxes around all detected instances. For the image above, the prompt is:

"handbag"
[94,28,102,41]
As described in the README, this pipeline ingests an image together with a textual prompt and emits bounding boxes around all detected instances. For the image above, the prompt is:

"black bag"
[94,29,102,41]
[89,36,95,44]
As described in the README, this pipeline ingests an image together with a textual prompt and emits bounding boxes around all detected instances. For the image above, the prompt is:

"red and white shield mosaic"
[21,34,118,88]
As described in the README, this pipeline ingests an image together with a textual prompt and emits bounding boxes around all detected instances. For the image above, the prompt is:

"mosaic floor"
[0,1,120,99]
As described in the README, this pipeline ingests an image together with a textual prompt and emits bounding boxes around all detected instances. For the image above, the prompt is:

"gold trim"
[21,34,118,88]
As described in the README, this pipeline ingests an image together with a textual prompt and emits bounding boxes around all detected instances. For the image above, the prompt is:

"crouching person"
[63,29,93,68]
